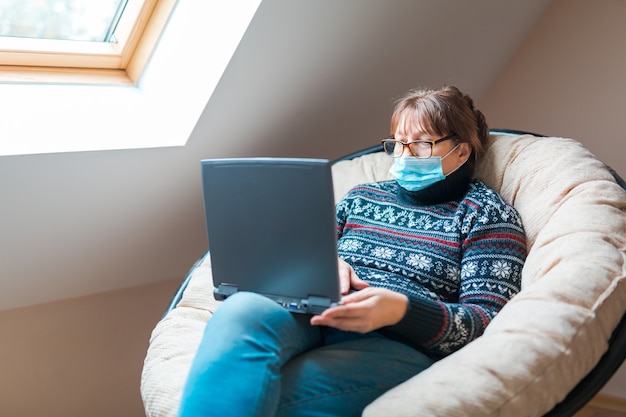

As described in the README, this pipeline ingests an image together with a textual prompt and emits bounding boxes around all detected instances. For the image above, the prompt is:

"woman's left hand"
[310,287,408,333]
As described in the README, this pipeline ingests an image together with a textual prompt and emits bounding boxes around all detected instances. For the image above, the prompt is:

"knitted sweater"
[336,179,527,358]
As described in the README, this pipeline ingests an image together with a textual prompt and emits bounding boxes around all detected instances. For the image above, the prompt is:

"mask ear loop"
[441,144,471,177]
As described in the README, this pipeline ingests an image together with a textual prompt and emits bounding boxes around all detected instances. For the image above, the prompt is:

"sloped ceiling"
[193,0,552,159]
[0,0,551,310]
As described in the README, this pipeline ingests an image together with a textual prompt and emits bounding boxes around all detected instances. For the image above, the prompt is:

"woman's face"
[393,126,471,175]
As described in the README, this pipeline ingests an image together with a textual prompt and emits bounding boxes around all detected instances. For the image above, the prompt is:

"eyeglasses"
[381,132,457,158]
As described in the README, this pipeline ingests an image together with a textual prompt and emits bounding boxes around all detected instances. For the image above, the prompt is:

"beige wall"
[481,0,626,399]
[0,279,179,417]
[481,0,626,177]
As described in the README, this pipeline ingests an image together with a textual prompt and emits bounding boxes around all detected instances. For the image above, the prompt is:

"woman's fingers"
[310,288,407,333]
[337,258,369,294]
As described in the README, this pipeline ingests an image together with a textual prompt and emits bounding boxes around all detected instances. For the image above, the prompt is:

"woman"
[178,85,527,417]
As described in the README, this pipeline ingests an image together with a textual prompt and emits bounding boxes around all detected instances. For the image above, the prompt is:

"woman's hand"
[310,287,408,333]
[338,257,369,294]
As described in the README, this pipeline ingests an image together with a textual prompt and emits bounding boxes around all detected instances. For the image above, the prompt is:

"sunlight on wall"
[0,0,262,156]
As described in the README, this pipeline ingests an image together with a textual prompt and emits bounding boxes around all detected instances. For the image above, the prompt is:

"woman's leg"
[276,332,435,417]
[178,292,323,417]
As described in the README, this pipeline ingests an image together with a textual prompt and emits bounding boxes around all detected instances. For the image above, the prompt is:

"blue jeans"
[178,292,434,417]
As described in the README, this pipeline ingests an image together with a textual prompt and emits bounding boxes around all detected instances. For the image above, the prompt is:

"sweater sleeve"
[379,196,527,359]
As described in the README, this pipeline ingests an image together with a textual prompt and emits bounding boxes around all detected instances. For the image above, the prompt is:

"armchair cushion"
[141,134,626,417]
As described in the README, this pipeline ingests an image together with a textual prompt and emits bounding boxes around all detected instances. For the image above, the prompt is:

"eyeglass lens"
[383,141,434,158]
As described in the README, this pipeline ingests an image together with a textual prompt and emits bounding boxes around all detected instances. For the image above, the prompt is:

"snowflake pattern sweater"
[336,179,527,359]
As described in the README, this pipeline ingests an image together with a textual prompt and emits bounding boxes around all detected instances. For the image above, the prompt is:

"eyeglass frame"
[381,132,458,158]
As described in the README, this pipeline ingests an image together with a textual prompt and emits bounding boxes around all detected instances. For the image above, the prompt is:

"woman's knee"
[206,292,315,348]
[201,292,273,336]
[217,291,280,315]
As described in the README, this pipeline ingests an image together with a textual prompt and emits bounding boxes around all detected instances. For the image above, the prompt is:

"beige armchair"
[141,131,626,417]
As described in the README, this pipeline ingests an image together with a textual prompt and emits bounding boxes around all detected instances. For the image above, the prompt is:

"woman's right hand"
[338,257,369,294]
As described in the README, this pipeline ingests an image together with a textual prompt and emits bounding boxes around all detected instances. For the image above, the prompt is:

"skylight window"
[0,0,174,83]
[0,0,125,42]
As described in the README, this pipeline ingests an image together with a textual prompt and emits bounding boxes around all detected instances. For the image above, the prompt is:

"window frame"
[0,0,176,84]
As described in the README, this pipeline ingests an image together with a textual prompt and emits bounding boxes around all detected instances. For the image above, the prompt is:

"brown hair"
[390,85,489,165]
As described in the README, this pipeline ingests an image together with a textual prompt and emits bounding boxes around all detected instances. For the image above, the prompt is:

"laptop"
[200,157,341,314]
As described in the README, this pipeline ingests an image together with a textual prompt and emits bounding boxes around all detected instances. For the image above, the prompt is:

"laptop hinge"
[214,283,239,301]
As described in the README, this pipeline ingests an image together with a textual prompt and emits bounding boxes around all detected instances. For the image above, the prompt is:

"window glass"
[0,0,126,42]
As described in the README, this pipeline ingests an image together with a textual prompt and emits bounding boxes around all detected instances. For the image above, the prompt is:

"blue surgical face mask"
[389,145,461,192]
